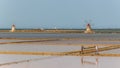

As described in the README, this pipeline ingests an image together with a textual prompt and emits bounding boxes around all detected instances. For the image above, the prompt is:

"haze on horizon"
[0,0,120,29]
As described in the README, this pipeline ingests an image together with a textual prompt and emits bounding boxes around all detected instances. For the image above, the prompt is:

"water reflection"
[0,55,120,68]
[81,56,99,66]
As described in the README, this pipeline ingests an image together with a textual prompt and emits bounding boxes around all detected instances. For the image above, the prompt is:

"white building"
[10,24,16,32]
[84,23,94,33]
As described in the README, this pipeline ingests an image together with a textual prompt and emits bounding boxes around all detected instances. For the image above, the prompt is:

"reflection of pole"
[81,56,84,64]
[95,57,99,65]
[81,56,99,66]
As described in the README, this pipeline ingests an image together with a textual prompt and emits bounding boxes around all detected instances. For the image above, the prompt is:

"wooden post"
[81,46,84,54]
[95,46,99,54]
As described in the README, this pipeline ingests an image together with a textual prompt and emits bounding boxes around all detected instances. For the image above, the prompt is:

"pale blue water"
[0,33,119,41]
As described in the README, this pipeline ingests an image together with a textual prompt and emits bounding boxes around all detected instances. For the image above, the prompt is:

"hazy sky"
[0,0,120,29]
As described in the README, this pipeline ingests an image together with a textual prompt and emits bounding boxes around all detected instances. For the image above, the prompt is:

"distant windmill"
[10,24,16,32]
[84,20,95,33]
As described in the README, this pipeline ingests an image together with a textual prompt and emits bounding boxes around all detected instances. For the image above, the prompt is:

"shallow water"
[45,39,120,45]
[0,33,119,41]
[0,44,82,52]
[0,55,120,68]
[0,39,119,53]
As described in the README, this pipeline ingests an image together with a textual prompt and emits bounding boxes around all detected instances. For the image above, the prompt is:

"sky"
[0,0,120,29]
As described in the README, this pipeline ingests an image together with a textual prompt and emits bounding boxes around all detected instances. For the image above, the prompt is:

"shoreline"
[0,29,120,33]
